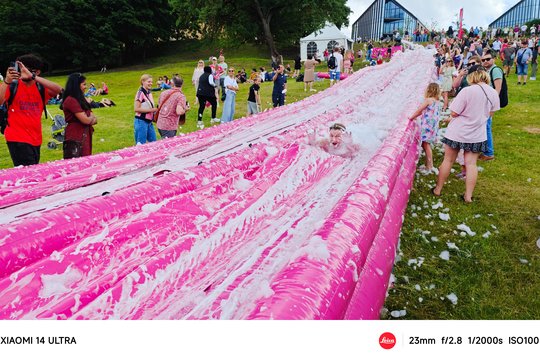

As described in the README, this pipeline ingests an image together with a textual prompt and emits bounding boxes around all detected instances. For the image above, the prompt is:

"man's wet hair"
[329,123,346,131]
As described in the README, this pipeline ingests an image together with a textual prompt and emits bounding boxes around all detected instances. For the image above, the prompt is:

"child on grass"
[408,83,441,174]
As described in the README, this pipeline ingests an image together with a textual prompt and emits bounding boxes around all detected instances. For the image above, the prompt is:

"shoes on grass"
[197,121,204,130]
[479,154,494,161]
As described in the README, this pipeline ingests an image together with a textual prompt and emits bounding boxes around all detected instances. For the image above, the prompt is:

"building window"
[327,40,340,52]
[307,42,318,58]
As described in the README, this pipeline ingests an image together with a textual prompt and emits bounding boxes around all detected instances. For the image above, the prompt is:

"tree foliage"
[169,0,351,61]
[0,0,175,71]
[0,0,350,71]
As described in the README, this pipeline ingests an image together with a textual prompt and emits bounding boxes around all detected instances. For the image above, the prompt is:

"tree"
[169,0,351,64]
[0,0,175,71]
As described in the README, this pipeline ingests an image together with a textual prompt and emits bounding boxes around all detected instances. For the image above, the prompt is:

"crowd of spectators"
[1,20,537,179]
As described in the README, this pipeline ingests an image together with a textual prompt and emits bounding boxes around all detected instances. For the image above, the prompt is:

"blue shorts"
[329,70,341,81]
[517,63,528,75]
[134,118,157,145]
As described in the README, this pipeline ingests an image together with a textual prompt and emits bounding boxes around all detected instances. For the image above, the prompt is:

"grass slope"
[384,66,540,319]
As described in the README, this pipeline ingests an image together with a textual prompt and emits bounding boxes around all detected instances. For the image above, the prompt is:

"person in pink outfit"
[432,67,500,203]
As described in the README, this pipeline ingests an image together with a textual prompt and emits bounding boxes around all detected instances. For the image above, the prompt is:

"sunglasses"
[481,58,492,62]
[468,62,476,66]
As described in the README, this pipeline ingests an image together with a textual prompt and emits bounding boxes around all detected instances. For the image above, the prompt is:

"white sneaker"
[211,118,220,124]
[530,77,536,81]
[197,121,204,129]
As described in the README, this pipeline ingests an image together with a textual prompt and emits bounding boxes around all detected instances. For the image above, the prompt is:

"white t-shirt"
[219,62,228,78]
[492,40,501,51]
[521,25,527,32]
[332,52,344,72]
[224,76,238,94]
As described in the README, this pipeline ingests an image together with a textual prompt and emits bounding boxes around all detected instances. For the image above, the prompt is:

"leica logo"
[379,332,396,349]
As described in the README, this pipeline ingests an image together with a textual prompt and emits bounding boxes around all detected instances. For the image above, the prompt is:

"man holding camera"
[0,54,62,167]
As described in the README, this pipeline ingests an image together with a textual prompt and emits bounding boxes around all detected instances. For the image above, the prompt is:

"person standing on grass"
[303,55,319,92]
[220,67,239,123]
[0,54,62,167]
[479,51,505,161]
[439,57,456,113]
[492,38,502,57]
[217,55,228,102]
[272,64,287,107]
[196,66,219,128]
[408,83,441,174]
[133,74,158,145]
[328,46,343,86]
[432,67,500,203]
[501,39,515,76]
[293,55,301,78]
[61,73,98,159]
[247,77,261,115]
[156,76,189,138]
[192,60,205,105]
[530,37,539,81]
[209,56,222,102]
[516,40,533,85]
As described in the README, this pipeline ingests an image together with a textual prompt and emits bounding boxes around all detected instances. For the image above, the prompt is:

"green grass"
[384,66,540,319]
[0,42,371,169]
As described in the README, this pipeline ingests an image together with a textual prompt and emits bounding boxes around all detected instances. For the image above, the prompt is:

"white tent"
[300,23,353,61]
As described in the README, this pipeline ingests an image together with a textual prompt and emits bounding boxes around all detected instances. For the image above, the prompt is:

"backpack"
[0,82,47,134]
[490,66,508,108]
[516,49,528,64]
[328,54,337,70]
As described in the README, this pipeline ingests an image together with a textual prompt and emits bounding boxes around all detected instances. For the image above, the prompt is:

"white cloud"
[345,0,517,34]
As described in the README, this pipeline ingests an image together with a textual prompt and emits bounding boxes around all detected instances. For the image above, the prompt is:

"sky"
[345,0,519,33]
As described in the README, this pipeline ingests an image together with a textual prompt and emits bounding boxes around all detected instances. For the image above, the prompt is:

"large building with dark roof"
[489,0,540,29]
[351,0,426,41]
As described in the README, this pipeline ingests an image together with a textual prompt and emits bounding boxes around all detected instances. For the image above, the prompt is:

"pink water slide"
[0,49,432,319]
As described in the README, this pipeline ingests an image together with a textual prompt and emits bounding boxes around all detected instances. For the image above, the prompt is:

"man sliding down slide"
[307,123,361,159]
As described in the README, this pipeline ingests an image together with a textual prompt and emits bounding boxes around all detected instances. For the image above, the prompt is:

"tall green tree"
[0,0,175,71]
[169,0,351,63]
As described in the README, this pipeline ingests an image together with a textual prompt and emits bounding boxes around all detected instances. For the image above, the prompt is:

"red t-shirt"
[4,82,50,146]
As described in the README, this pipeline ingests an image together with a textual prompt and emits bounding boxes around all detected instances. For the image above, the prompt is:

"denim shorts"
[517,63,528,75]
[329,70,341,81]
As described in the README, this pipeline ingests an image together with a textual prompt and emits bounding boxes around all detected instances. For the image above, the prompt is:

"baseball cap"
[212,56,217,61]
